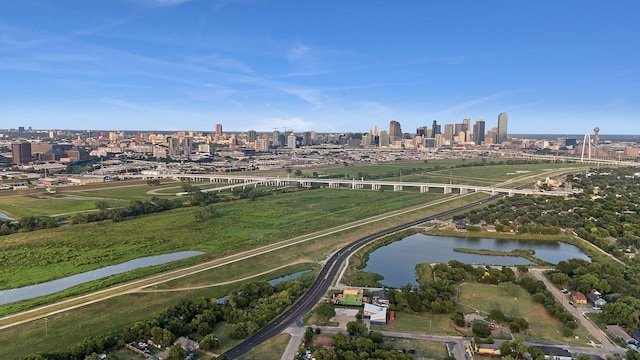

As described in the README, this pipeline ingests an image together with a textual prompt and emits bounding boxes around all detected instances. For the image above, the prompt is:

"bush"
[451,312,465,327]
[472,321,492,338]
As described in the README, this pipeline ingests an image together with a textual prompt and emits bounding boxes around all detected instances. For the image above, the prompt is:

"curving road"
[223,195,499,358]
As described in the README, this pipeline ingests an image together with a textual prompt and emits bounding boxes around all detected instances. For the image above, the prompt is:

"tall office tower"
[11,142,32,164]
[444,124,454,142]
[272,130,280,146]
[302,131,312,146]
[167,137,179,158]
[426,128,433,138]
[361,134,371,146]
[462,118,471,132]
[497,113,508,143]
[247,130,257,142]
[454,123,463,136]
[378,130,390,147]
[287,134,296,149]
[416,126,427,137]
[431,120,441,135]
[215,123,223,136]
[255,138,270,152]
[371,125,378,136]
[389,120,402,142]
[473,119,486,145]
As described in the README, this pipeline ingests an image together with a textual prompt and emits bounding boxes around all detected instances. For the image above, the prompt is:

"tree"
[509,317,529,333]
[304,327,314,343]
[294,169,302,176]
[451,312,465,327]
[369,331,384,343]
[200,334,220,351]
[95,201,110,212]
[472,321,492,338]
[489,309,507,323]
[314,302,336,325]
[346,321,367,336]
[166,345,187,360]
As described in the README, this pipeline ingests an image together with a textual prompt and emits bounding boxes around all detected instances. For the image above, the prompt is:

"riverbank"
[452,247,552,266]
[340,228,421,287]
[427,228,613,264]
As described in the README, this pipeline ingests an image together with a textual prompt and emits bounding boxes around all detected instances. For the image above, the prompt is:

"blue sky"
[1,0,638,134]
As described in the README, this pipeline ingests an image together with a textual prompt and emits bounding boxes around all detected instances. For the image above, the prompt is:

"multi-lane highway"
[223,195,498,358]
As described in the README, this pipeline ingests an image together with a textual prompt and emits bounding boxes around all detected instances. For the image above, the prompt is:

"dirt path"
[0,193,468,331]
[134,260,313,293]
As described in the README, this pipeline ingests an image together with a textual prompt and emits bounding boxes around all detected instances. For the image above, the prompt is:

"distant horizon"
[1,1,639,133]
[3,128,640,140]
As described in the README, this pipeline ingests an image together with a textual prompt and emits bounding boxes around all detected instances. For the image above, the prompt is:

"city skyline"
[1,1,639,134]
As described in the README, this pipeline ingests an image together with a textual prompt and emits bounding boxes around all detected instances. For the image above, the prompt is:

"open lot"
[386,338,449,359]
[236,333,290,360]
[0,194,129,218]
[371,311,461,336]
[458,282,593,345]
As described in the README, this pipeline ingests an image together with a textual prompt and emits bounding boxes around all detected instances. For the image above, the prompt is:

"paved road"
[223,196,498,358]
[529,269,621,353]
[0,192,466,331]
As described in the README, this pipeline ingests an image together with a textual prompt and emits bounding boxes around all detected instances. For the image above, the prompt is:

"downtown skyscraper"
[497,113,508,143]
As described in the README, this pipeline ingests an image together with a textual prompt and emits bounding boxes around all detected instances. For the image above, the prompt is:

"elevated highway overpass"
[143,173,573,197]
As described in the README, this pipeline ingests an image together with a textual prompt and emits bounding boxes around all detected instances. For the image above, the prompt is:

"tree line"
[24,275,313,359]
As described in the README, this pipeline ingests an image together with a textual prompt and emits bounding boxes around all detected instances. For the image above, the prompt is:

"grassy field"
[0,194,129,218]
[0,188,444,290]
[0,190,488,357]
[386,338,449,359]
[371,311,462,336]
[236,333,290,360]
[458,283,593,345]
[0,263,310,358]
[293,161,587,185]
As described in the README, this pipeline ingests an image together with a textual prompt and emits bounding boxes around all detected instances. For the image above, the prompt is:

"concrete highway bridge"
[144,173,572,196]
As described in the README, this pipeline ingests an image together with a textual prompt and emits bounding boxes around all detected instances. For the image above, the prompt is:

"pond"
[363,233,589,288]
[0,251,205,306]
[217,269,312,304]
[0,212,15,220]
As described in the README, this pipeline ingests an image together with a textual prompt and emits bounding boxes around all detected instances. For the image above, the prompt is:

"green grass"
[0,194,129,218]
[0,262,312,358]
[236,333,290,360]
[371,311,461,336]
[452,247,551,266]
[458,283,593,345]
[0,188,443,290]
[294,161,587,184]
[385,338,449,359]
[67,182,228,199]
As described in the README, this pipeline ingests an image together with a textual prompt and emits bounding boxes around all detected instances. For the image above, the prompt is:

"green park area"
[0,194,129,218]
[0,188,445,290]
[292,159,587,186]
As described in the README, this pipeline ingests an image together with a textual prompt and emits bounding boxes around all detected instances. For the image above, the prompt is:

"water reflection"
[363,233,589,288]
[0,251,204,305]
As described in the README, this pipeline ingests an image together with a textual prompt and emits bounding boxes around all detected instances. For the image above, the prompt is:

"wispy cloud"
[187,54,253,73]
